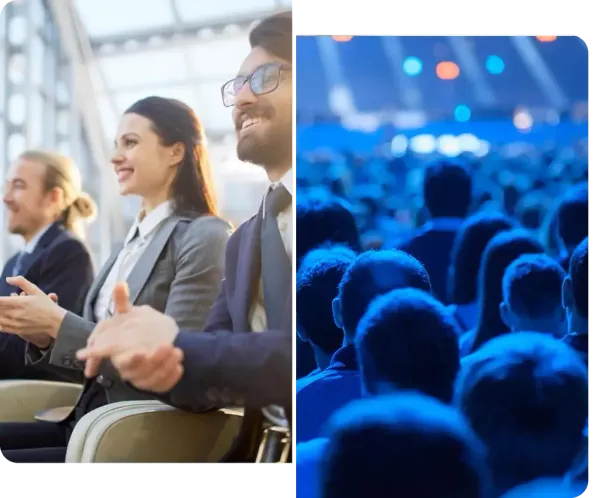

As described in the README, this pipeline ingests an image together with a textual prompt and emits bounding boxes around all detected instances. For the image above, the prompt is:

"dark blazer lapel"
[126,216,188,305]
[18,223,64,278]
[234,212,262,332]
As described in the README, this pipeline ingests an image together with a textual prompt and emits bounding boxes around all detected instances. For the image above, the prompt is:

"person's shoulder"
[297,368,358,394]
[184,215,233,239]
[48,229,90,256]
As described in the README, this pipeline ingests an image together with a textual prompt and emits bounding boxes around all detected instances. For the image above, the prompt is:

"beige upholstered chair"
[0,381,243,462]
[0,380,81,422]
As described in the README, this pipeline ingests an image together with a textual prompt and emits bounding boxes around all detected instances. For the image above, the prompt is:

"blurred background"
[297,36,588,249]
[0,0,291,266]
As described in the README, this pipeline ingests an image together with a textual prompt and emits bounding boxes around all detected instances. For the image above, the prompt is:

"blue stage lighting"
[454,105,472,122]
[403,57,423,76]
[486,55,505,75]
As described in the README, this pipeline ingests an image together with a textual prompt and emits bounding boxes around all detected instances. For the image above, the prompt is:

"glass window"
[28,92,45,148]
[98,48,188,88]
[174,0,277,23]
[74,0,175,38]
[29,34,45,88]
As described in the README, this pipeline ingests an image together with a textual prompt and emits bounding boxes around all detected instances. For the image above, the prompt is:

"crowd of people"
[296,137,588,497]
[0,11,293,463]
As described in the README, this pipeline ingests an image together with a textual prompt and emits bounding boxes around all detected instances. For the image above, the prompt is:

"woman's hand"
[0,276,67,340]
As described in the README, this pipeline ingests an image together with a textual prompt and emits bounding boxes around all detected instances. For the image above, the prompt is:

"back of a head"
[557,183,588,250]
[449,212,516,304]
[338,250,432,338]
[356,288,460,403]
[455,333,588,494]
[297,246,357,355]
[472,230,544,351]
[569,237,588,320]
[424,160,472,218]
[296,196,361,265]
[321,393,490,498]
[19,150,97,238]
[503,253,567,320]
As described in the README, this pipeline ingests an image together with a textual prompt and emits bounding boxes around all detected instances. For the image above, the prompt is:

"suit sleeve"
[203,223,247,333]
[158,328,292,411]
[203,279,232,332]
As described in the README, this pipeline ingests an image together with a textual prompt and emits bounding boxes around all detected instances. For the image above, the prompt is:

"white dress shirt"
[249,168,293,333]
[93,201,172,321]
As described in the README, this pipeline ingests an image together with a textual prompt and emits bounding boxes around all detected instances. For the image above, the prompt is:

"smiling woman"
[115,96,219,217]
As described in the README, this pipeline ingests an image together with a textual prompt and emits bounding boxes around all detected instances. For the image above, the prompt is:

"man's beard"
[236,123,291,171]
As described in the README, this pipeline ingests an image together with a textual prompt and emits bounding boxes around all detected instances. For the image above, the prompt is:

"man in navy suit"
[0,151,95,379]
[76,12,293,423]
[396,160,472,304]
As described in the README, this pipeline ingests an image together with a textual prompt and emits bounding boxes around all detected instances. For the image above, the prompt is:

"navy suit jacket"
[0,223,94,379]
[397,218,464,304]
[163,211,292,412]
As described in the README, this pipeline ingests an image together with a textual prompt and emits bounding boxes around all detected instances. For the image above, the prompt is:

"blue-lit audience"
[455,333,588,496]
[461,230,544,356]
[396,160,472,304]
[320,394,491,498]
[562,237,588,365]
[500,254,567,338]
[296,132,588,496]
[296,250,431,443]
[356,288,460,403]
[448,212,516,332]
[297,246,357,374]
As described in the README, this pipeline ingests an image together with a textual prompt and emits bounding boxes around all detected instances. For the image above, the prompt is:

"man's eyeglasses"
[221,62,291,107]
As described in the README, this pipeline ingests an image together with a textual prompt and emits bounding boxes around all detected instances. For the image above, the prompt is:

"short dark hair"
[297,246,356,354]
[356,288,460,403]
[503,254,567,318]
[249,11,292,63]
[322,393,491,498]
[455,333,588,494]
[424,160,472,218]
[449,212,516,304]
[125,96,218,218]
[557,183,588,249]
[296,195,361,266]
[338,250,431,339]
[569,237,588,318]
[471,230,544,352]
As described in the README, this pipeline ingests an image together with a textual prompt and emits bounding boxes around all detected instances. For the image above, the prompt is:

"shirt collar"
[125,200,172,244]
[23,223,54,253]
[266,168,293,195]
[262,168,293,217]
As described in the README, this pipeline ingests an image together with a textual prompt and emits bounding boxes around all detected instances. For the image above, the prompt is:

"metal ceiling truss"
[88,8,286,57]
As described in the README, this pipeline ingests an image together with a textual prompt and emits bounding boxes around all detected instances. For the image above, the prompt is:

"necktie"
[12,251,32,277]
[260,185,292,330]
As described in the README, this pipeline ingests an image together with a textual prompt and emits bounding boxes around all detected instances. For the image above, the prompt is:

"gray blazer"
[26,214,231,412]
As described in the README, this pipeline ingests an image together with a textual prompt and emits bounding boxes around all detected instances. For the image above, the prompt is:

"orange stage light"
[436,61,460,80]
[536,36,558,42]
[332,35,354,42]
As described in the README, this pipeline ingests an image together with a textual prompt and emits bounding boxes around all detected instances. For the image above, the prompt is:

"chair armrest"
[0,380,82,422]
[66,400,244,463]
